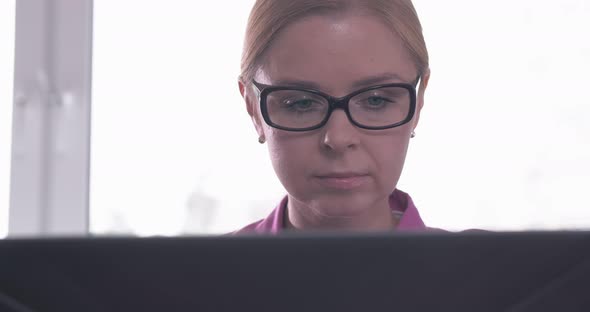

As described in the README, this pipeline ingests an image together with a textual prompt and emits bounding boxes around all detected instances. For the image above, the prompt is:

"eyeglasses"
[252,77,419,132]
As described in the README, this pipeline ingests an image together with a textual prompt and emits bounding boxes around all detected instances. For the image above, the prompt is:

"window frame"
[9,0,93,237]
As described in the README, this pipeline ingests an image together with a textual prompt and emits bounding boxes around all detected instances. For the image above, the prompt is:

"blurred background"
[1,0,589,238]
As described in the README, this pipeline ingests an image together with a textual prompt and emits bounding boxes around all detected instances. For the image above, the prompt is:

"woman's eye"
[286,99,316,111]
[367,97,386,107]
[363,96,393,109]
[294,100,313,108]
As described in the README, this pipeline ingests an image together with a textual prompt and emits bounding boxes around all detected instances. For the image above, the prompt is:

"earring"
[258,136,266,144]
[411,131,416,138]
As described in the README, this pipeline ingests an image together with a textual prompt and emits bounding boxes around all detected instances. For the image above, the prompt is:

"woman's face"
[241,13,427,218]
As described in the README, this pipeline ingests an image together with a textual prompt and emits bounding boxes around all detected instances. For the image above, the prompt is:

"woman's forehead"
[256,14,418,94]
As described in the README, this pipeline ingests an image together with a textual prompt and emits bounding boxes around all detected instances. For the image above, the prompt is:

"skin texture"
[239,13,430,231]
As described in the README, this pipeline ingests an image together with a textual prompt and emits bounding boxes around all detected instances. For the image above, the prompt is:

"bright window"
[91,0,590,235]
[91,0,283,236]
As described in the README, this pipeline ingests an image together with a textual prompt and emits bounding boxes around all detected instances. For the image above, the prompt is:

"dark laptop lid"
[1,231,589,312]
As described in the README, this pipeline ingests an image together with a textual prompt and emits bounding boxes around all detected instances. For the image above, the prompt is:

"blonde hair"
[240,0,429,84]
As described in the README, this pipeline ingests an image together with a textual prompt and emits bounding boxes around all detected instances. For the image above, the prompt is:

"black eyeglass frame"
[252,77,420,132]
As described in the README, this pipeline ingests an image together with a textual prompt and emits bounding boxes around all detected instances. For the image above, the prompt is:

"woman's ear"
[238,79,265,138]
[412,68,431,132]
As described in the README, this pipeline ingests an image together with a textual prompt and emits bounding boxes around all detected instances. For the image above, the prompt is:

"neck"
[284,195,398,232]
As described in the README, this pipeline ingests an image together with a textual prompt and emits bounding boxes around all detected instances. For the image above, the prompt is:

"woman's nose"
[321,110,360,153]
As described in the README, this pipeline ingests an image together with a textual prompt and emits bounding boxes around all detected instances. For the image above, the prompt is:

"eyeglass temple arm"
[413,75,421,88]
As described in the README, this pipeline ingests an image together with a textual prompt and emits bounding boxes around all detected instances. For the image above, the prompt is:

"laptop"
[1,231,589,312]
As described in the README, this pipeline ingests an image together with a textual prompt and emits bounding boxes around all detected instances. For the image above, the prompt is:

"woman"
[235,0,433,233]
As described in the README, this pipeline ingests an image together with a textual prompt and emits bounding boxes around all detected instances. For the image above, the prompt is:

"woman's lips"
[314,173,370,190]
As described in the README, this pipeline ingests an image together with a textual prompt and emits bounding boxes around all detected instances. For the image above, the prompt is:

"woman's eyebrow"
[271,79,321,89]
[350,73,406,88]
[272,73,408,90]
